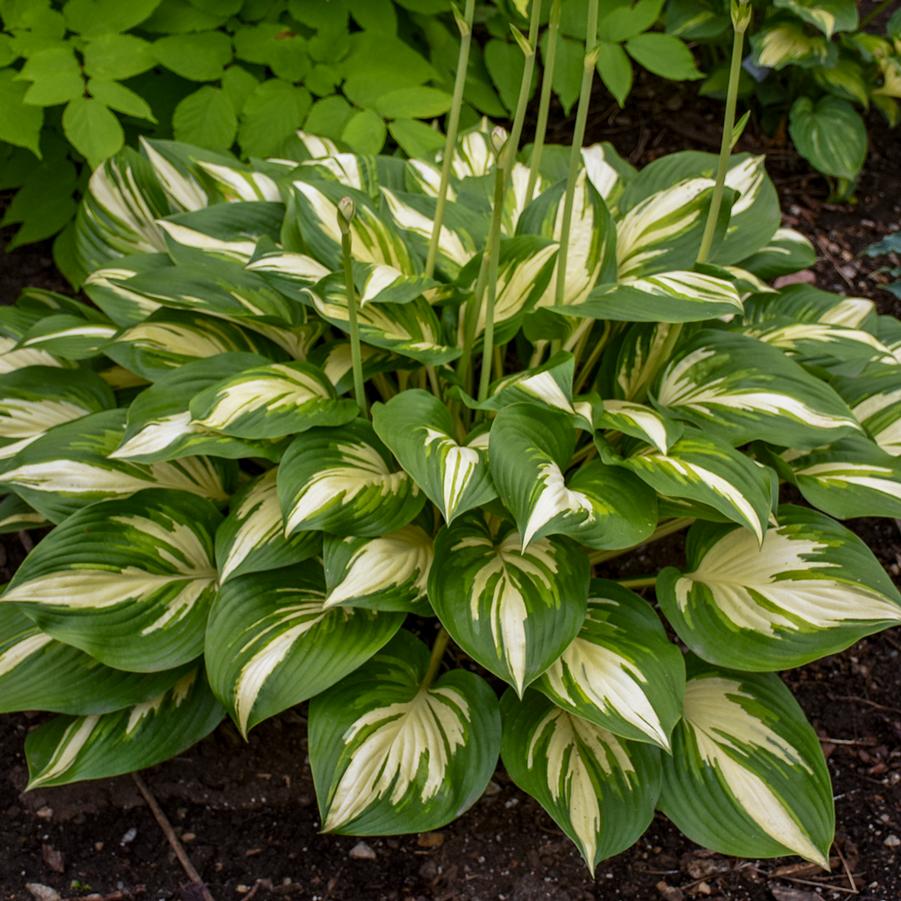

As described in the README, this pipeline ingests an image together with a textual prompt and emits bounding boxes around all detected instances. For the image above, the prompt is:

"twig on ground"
[834,842,859,894]
[131,772,215,901]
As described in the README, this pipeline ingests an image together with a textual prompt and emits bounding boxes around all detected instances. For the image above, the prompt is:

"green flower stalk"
[526,0,561,203]
[503,0,543,171]
[338,196,367,417]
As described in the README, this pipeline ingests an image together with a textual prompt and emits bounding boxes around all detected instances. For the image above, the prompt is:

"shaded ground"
[1,73,900,900]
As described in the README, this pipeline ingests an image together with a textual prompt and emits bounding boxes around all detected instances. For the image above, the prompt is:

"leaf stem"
[573,321,611,393]
[504,0,543,171]
[478,161,508,401]
[339,204,367,417]
[422,627,450,690]
[426,0,475,279]
[526,0,561,203]
[617,575,657,589]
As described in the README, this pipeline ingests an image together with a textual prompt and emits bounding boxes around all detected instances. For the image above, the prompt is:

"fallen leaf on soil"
[656,881,684,901]
[25,885,60,901]
[417,832,445,848]
[41,843,64,873]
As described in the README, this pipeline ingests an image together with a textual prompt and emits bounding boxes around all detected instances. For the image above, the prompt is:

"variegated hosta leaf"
[0,494,47,533]
[190,360,358,439]
[750,17,834,70]
[112,354,281,463]
[309,630,501,835]
[785,437,901,519]
[323,526,433,614]
[500,689,661,873]
[308,275,459,366]
[372,389,496,523]
[75,148,172,272]
[311,341,412,396]
[3,489,221,672]
[581,142,637,214]
[572,270,742,323]
[599,431,774,543]
[458,237,559,345]
[598,322,672,401]
[743,283,878,333]
[278,419,424,538]
[833,369,901,457]
[654,329,861,449]
[1,409,233,523]
[657,506,901,671]
[25,667,224,789]
[82,253,170,327]
[138,138,213,211]
[294,151,388,193]
[15,314,117,361]
[428,515,590,695]
[738,227,817,281]
[195,158,280,203]
[0,606,192,715]
[106,309,287,381]
[536,581,685,749]
[215,469,320,583]
[205,565,403,736]
[659,663,833,868]
[445,123,493,178]
[287,179,414,272]
[594,400,683,454]
[159,201,283,265]
[490,405,657,550]
[0,366,115,464]
[122,261,304,328]
[616,178,731,279]
[516,171,617,307]
[245,248,331,302]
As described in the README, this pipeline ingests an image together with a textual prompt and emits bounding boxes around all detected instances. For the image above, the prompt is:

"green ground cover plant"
[1,0,900,875]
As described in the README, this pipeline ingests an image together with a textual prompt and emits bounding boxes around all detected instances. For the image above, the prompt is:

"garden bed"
[1,75,900,900]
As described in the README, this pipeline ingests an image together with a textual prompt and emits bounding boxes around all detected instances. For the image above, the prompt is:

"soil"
[1,71,901,901]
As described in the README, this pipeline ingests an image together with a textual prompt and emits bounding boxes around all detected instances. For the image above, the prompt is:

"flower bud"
[731,0,751,33]
[490,125,508,157]
[337,196,355,233]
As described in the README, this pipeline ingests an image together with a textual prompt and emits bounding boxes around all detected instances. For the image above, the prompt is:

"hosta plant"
[2,0,901,876]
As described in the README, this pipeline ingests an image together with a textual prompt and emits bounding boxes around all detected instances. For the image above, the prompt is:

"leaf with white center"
[205,565,402,737]
[785,437,901,520]
[429,515,589,695]
[15,315,117,361]
[447,124,494,178]
[659,663,833,868]
[832,370,901,457]
[286,179,414,272]
[82,253,170,327]
[308,275,459,365]
[190,360,358,440]
[0,494,47,533]
[309,630,500,834]
[0,366,114,464]
[75,148,173,272]
[457,237,558,345]
[139,139,212,212]
[122,260,304,328]
[372,390,496,524]
[500,689,661,873]
[323,525,433,614]
[750,17,835,70]
[380,187,481,279]
[569,270,742,323]
[581,142,637,213]
[3,489,221,672]
[215,469,320,583]
[196,159,280,203]
[244,249,331,302]
[516,171,617,307]
[655,329,861,449]
[598,431,774,543]
[1,409,233,522]
[311,341,413,396]
[594,400,683,454]
[657,506,901,671]
[598,322,672,401]
[616,178,732,279]
[113,354,281,464]
[739,227,817,281]
[159,201,283,265]
[0,606,194,715]
[536,581,685,749]
[106,309,287,382]
[490,405,657,550]
[25,667,223,789]
[278,419,424,538]
[744,283,877,332]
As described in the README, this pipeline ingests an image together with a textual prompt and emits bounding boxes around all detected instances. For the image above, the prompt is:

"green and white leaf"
[309,630,501,834]
[428,515,590,695]
[536,581,684,749]
[278,419,424,538]
[594,400,683,454]
[25,667,224,789]
[15,315,117,361]
[205,565,403,736]
[833,370,901,457]
[738,227,816,281]
[372,389,496,523]
[82,253,170,327]
[659,663,834,868]
[657,506,901,671]
[0,494,48,533]
[500,689,661,873]
[3,490,221,673]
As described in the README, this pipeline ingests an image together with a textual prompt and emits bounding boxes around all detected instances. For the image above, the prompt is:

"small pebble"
[35,806,54,820]
[25,885,61,901]
[94,842,104,852]
[349,840,377,860]
[884,834,900,848]
[484,780,501,796]
[417,832,444,849]
[181,832,196,843]
[120,827,137,845]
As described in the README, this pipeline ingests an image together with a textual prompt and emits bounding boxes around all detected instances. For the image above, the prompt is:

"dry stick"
[132,772,215,901]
